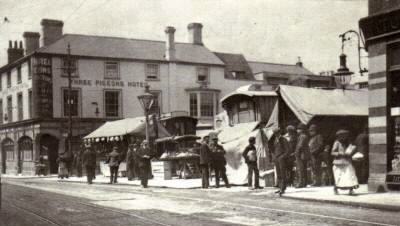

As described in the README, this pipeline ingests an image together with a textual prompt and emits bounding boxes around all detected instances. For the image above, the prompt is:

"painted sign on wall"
[33,57,53,118]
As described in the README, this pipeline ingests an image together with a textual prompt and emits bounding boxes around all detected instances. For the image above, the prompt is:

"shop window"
[104,90,121,117]
[149,90,161,115]
[189,93,198,117]
[7,96,12,122]
[197,67,209,83]
[17,66,22,84]
[146,64,159,80]
[7,71,11,88]
[61,58,78,77]
[3,139,14,161]
[17,92,23,121]
[63,88,80,117]
[19,137,33,161]
[104,61,119,79]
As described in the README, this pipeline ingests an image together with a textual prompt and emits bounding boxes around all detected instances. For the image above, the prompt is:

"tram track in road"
[5,179,400,226]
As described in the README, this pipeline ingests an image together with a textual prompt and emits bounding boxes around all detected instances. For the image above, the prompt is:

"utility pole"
[67,43,73,156]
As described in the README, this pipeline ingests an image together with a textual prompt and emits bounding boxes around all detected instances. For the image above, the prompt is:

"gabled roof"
[248,61,314,75]
[36,34,224,66]
[213,52,254,79]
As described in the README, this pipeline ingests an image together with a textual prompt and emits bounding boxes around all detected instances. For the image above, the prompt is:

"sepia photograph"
[0,0,399,225]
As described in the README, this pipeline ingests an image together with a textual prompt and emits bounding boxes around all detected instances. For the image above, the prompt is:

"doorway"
[39,134,59,174]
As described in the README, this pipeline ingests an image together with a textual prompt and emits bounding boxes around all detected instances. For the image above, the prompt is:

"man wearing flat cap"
[82,144,96,184]
[242,136,261,189]
[271,127,290,195]
[107,145,121,184]
[308,124,324,186]
[210,137,230,188]
[295,123,309,188]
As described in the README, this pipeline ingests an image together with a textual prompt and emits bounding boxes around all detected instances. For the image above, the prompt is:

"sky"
[0,0,367,77]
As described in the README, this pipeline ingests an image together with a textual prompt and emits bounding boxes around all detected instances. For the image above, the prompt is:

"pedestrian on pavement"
[284,125,297,186]
[126,141,136,181]
[331,129,359,195]
[354,127,369,184]
[107,146,121,184]
[57,152,69,179]
[73,146,83,177]
[210,137,230,188]
[242,136,261,189]
[82,145,97,184]
[295,123,310,188]
[308,124,324,187]
[272,127,290,196]
[199,136,211,189]
[136,140,152,188]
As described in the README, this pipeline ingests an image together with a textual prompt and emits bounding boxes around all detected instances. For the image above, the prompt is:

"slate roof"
[213,52,254,79]
[36,34,224,66]
[248,61,314,75]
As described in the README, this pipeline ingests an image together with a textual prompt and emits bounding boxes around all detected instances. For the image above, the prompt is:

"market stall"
[83,116,171,177]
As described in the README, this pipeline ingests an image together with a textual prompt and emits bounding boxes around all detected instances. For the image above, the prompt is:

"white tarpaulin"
[278,85,368,124]
[84,116,171,140]
[217,122,272,185]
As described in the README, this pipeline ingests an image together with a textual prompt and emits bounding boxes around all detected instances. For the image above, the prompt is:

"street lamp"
[137,85,155,143]
[334,30,368,89]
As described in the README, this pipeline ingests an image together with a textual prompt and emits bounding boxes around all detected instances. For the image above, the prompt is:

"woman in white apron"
[331,130,359,195]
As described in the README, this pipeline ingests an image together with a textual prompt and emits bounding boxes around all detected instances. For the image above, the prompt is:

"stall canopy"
[84,116,171,141]
[220,84,277,104]
[277,85,368,125]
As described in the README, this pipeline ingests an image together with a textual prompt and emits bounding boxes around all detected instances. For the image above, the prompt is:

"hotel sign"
[71,79,147,88]
[33,57,53,118]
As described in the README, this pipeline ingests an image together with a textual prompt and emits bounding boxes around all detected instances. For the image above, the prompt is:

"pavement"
[4,174,400,212]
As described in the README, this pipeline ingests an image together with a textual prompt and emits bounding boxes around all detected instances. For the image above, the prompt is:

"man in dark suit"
[295,123,309,188]
[107,146,121,184]
[242,136,261,189]
[199,136,211,188]
[308,124,324,186]
[136,140,152,188]
[210,137,230,188]
[82,145,96,184]
[272,128,290,196]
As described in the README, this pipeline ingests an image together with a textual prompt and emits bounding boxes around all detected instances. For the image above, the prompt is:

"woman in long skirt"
[331,130,359,195]
[57,152,69,179]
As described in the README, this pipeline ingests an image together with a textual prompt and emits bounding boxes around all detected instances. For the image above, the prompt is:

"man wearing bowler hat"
[210,136,230,188]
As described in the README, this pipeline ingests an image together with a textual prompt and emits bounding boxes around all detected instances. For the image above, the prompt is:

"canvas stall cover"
[217,122,272,184]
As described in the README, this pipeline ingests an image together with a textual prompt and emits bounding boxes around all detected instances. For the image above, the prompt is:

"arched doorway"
[18,136,33,174]
[2,138,15,174]
[39,134,59,174]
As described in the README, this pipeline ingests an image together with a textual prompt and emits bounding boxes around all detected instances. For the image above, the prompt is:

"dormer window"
[197,67,209,83]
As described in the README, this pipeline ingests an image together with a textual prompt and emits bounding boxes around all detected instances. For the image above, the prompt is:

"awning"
[218,121,260,144]
[84,116,171,141]
[220,84,277,104]
[277,85,368,124]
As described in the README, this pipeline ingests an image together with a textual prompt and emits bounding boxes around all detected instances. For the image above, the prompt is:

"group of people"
[268,123,368,196]
[199,135,230,189]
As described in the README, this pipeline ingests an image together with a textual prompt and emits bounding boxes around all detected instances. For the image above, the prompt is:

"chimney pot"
[23,32,40,54]
[8,40,12,48]
[165,26,176,61]
[41,19,64,46]
[7,40,24,63]
[14,40,18,48]
[187,23,203,45]
[19,41,23,49]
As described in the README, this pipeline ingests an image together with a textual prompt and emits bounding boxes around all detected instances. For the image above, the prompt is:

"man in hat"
[82,144,97,184]
[284,125,297,186]
[271,127,290,195]
[199,135,211,188]
[308,124,324,186]
[295,123,309,188]
[242,136,261,189]
[210,137,230,188]
[136,140,152,188]
[107,145,121,184]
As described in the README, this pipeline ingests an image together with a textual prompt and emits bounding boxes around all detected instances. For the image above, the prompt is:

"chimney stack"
[187,23,203,45]
[23,32,40,55]
[165,26,176,61]
[41,19,64,46]
[296,56,303,67]
[7,40,24,63]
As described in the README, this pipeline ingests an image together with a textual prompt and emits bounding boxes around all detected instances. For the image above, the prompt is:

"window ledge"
[146,78,160,81]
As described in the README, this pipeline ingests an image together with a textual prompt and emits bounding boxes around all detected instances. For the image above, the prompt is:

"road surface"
[1,178,399,226]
